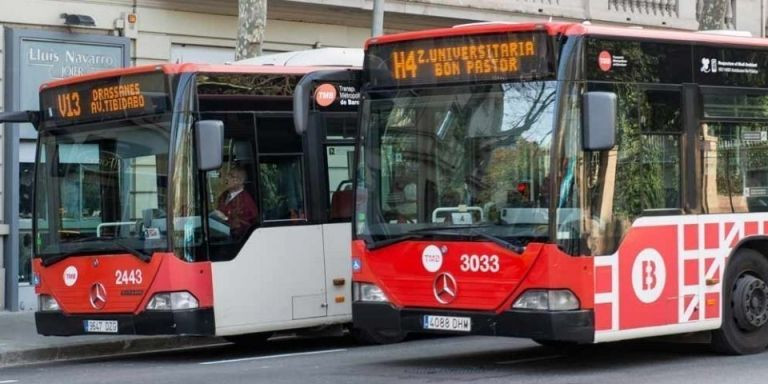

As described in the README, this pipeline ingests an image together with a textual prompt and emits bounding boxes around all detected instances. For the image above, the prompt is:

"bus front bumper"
[353,302,594,343]
[35,308,215,336]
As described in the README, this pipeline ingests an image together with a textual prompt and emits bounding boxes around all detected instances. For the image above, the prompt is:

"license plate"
[423,315,471,332]
[84,320,118,333]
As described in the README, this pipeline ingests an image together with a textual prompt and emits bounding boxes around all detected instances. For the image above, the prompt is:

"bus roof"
[365,21,768,49]
[232,47,363,67]
[41,62,358,90]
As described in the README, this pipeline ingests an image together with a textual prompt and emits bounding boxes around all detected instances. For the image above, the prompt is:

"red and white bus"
[6,57,364,341]
[351,22,768,353]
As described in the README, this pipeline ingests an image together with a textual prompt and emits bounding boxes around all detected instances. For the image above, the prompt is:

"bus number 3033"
[115,269,143,285]
[460,254,500,273]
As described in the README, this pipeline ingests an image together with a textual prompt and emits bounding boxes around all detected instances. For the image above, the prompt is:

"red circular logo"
[598,51,612,72]
[314,83,337,107]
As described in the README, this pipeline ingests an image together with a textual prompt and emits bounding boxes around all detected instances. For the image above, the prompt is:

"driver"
[211,166,259,238]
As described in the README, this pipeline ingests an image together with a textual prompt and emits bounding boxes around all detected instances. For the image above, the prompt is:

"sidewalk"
[0,311,223,368]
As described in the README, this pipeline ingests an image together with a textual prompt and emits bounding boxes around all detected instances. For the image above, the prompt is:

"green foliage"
[259,162,283,213]
[197,74,299,96]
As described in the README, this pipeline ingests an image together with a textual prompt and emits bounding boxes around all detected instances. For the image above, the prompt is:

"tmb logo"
[598,51,613,72]
[63,265,78,287]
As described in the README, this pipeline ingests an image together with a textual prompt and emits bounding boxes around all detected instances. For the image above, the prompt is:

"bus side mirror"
[582,92,617,151]
[195,120,223,171]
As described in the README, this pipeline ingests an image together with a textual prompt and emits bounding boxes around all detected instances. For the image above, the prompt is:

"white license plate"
[84,320,118,333]
[423,315,471,332]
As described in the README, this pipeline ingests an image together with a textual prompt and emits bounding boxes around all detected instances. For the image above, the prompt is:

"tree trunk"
[236,0,267,60]
[698,0,729,30]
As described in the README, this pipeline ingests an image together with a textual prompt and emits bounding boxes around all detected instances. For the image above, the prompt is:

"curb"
[0,336,225,368]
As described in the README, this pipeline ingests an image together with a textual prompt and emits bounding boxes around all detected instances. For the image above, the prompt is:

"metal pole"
[762,0,766,37]
[372,0,384,37]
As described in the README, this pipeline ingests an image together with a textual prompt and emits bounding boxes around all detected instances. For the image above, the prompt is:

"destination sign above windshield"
[40,71,170,127]
[366,31,554,88]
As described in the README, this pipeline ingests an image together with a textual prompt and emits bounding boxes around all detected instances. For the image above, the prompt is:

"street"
[0,335,761,384]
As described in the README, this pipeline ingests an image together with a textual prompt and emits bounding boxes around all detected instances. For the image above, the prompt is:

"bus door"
[254,114,328,321]
[318,114,357,317]
[298,71,361,318]
[589,84,689,339]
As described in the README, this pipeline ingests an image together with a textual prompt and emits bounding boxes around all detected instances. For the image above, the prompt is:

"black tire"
[532,339,586,353]
[224,332,272,347]
[712,248,768,355]
[532,339,577,348]
[351,328,406,345]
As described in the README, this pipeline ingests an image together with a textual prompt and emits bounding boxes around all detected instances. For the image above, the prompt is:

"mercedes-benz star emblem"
[433,272,458,304]
[89,282,107,310]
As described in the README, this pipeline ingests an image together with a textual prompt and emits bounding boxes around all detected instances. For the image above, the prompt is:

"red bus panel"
[34,253,212,314]
[353,240,593,313]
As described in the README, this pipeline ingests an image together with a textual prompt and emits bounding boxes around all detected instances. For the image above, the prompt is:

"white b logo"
[422,245,443,273]
[631,248,666,303]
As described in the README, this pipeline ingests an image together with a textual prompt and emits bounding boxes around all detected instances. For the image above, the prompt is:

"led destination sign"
[392,40,537,79]
[41,72,170,127]
[55,82,145,119]
[367,31,553,87]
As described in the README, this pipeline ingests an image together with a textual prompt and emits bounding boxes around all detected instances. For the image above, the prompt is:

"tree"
[698,0,730,30]
[236,0,267,60]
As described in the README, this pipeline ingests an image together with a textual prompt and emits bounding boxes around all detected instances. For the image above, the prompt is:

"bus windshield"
[34,115,171,264]
[357,81,556,248]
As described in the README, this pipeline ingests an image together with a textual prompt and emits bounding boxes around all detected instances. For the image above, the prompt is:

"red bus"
[351,22,768,354]
[4,58,364,341]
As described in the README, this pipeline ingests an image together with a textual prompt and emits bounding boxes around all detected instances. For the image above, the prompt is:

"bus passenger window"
[702,122,768,214]
[259,156,306,221]
[257,117,306,223]
[327,145,355,221]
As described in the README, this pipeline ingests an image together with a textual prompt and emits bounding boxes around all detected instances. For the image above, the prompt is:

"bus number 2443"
[115,269,143,285]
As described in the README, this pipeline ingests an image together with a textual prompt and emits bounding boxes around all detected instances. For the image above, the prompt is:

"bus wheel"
[224,332,272,347]
[351,328,406,345]
[532,339,577,348]
[532,339,586,353]
[712,248,768,355]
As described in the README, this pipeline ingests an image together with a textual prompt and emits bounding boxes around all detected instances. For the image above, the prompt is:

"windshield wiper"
[40,248,95,267]
[367,234,426,250]
[408,225,526,253]
[406,224,494,234]
[465,229,525,254]
[107,237,152,263]
[366,225,527,253]
[367,225,494,250]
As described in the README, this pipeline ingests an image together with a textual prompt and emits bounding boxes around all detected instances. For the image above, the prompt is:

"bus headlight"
[353,282,388,303]
[146,291,199,310]
[38,294,61,311]
[512,289,579,311]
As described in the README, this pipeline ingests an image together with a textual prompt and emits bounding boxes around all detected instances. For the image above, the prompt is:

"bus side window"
[325,115,357,222]
[200,112,259,262]
[585,85,682,255]
[257,117,307,223]
[701,122,768,214]
[327,145,355,221]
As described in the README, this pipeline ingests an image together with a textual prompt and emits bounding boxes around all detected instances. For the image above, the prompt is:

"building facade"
[0,0,762,311]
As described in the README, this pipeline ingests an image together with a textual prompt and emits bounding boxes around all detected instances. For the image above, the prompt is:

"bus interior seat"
[330,181,353,220]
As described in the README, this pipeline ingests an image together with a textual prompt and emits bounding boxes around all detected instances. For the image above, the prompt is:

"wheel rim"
[733,274,768,331]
